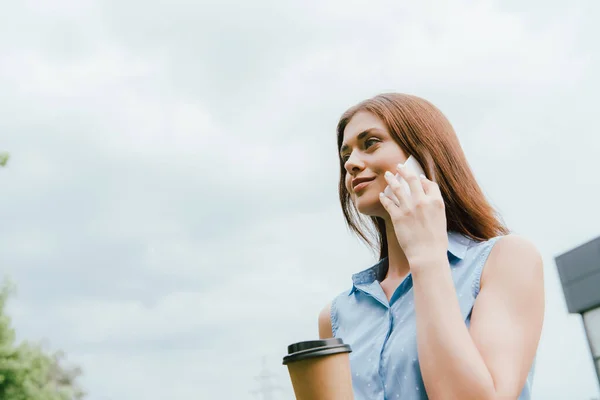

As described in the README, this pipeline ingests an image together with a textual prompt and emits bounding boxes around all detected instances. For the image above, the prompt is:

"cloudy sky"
[1,0,600,399]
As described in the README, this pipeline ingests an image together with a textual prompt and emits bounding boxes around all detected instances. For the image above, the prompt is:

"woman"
[318,93,544,400]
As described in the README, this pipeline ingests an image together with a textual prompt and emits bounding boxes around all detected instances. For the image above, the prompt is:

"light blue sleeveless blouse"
[331,232,535,400]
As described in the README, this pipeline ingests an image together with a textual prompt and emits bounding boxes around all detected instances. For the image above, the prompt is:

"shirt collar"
[446,231,470,262]
[348,231,471,295]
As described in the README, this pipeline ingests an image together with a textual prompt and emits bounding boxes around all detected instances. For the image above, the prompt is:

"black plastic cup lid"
[282,338,352,365]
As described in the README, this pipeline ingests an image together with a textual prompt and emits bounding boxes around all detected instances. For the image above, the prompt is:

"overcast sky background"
[1,0,600,399]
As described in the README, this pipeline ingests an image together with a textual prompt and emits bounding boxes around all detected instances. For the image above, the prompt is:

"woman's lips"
[353,178,375,193]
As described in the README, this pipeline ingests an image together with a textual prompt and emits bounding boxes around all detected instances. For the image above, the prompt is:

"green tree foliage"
[0,152,9,167]
[0,279,85,400]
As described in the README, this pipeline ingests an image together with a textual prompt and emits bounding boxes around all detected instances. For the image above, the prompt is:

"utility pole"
[250,357,284,400]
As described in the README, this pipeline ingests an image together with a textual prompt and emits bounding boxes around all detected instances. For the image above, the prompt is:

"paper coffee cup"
[283,338,354,400]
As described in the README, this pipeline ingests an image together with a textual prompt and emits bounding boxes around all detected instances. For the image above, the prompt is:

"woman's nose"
[344,152,365,175]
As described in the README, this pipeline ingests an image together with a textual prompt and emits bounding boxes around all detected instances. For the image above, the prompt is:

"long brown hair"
[337,93,509,260]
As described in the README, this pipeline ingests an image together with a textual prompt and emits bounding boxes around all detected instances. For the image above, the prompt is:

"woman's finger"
[379,191,398,215]
[420,175,436,195]
[396,163,425,202]
[384,171,409,209]
[420,175,445,208]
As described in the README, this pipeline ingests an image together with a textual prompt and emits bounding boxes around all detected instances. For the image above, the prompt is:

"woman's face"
[341,111,408,217]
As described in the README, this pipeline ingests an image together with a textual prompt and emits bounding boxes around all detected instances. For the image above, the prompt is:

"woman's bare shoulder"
[482,233,544,290]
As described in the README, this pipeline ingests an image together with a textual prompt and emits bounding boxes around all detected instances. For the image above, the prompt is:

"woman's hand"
[379,163,448,269]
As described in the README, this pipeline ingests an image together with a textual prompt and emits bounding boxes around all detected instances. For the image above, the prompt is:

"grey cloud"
[2,0,600,399]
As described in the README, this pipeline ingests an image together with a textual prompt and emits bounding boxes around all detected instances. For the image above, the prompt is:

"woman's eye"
[365,138,379,148]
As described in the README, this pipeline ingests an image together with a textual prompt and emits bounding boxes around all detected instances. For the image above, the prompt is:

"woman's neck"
[384,220,411,281]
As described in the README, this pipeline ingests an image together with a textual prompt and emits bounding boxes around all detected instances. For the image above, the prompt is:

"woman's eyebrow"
[340,129,379,154]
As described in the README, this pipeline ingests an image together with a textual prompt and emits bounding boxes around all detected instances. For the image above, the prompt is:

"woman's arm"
[318,302,333,339]
[412,234,544,400]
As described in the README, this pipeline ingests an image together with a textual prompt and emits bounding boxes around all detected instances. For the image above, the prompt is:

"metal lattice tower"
[250,357,284,400]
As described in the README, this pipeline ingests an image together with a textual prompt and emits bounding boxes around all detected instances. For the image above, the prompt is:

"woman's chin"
[354,196,386,218]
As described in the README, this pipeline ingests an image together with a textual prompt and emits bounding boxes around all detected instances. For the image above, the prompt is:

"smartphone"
[383,155,426,202]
